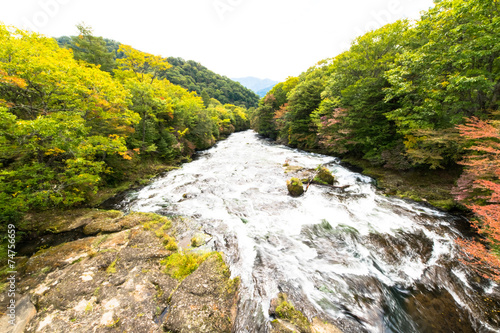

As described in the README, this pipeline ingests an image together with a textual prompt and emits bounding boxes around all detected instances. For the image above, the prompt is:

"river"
[119,130,499,332]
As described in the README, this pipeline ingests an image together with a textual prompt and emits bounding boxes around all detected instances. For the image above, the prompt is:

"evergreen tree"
[70,23,116,72]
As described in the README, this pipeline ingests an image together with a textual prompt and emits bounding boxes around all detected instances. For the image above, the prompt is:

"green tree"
[253,94,279,139]
[70,23,116,72]
[201,89,211,108]
[315,21,409,164]
[285,70,325,148]
[384,0,500,168]
[0,24,138,214]
[114,44,173,151]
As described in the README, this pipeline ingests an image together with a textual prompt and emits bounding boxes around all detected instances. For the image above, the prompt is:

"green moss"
[428,199,460,211]
[155,284,164,299]
[284,165,304,173]
[152,225,178,251]
[106,258,118,274]
[85,301,93,313]
[320,219,333,231]
[191,235,202,247]
[212,252,231,277]
[163,236,178,251]
[315,166,335,185]
[71,257,85,265]
[274,293,311,333]
[134,212,171,230]
[225,276,240,294]
[287,177,304,197]
[312,177,329,185]
[161,251,214,281]
[335,224,359,234]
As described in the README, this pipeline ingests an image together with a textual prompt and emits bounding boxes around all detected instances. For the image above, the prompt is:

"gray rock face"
[0,296,36,333]
[163,254,239,333]
[2,212,239,333]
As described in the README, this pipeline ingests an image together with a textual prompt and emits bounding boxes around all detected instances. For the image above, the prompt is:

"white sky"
[0,0,434,81]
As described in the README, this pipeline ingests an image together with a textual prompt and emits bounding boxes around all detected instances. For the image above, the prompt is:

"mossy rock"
[163,253,240,332]
[270,293,311,333]
[284,165,304,173]
[287,178,304,197]
[315,167,335,185]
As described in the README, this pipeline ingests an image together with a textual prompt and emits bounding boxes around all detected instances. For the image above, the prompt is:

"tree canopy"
[55,35,260,108]
[0,24,250,228]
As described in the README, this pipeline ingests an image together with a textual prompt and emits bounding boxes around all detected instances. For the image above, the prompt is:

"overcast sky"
[0,0,434,82]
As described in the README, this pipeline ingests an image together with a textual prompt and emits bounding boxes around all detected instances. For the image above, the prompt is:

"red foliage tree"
[453,116,500,281]
[316,107,353,154]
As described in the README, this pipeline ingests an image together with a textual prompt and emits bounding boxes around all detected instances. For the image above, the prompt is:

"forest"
[55,32,260,108]
[0,23,251,245]
[250,0,500,281]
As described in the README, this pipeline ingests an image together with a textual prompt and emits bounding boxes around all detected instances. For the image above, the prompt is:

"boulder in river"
[314,167,335,185]
[287,178,304,197]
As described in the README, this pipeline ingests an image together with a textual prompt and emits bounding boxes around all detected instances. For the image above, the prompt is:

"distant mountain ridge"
[232,77,278,97]
[255,86,275,98]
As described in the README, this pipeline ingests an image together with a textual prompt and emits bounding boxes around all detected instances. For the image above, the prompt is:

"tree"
[201,89,211,108]
[114,44,173,150]
[313,21,409,164]
[384,0,500,168]
[285,72,325,148]
[70,23,116,72]
[453,115,500,281]
[253,94,279,139]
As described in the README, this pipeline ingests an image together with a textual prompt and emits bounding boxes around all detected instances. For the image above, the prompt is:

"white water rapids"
[120,130,499,332]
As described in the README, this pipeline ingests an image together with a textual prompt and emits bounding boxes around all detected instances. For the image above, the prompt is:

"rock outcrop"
[1,211,239,333]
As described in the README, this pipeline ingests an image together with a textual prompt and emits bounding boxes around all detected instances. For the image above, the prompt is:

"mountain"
[161,58,260,108]
[256,85,276,98]
[232,77,278,95]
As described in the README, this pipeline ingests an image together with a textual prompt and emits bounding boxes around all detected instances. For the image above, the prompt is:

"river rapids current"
[117,130,499,332]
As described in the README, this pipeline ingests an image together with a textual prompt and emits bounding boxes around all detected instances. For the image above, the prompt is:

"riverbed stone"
[20,209,124,234]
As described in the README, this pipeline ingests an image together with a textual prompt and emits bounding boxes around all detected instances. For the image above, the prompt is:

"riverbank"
[339,157,465,212]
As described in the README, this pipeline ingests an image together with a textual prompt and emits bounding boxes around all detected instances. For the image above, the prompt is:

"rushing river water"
[120,130,499,332]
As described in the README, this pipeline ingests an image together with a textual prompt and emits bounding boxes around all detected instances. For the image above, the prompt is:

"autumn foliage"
[453,116,500,281]
[0,24,250,225]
